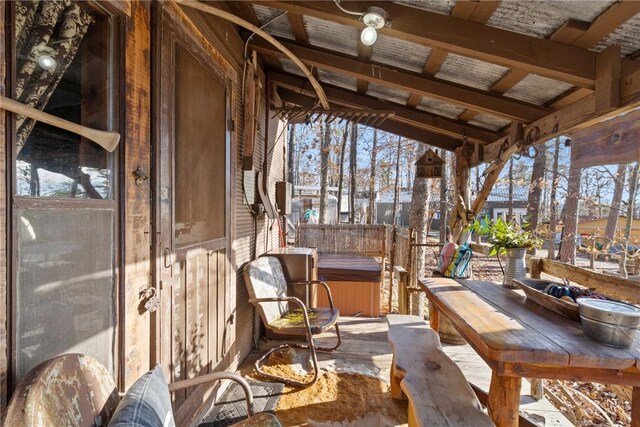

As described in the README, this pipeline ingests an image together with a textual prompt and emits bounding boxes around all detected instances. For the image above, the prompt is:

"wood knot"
[607,133,621,144]
[424,360,441,370]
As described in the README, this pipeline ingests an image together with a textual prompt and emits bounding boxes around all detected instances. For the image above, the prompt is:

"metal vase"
[503,248,527,288]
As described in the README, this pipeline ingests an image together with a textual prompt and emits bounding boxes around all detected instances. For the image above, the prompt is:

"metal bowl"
[577,298,640,348]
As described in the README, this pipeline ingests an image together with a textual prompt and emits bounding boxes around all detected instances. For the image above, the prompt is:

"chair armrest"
[168,372,255,416]
[249,296,306,311]
[288,281,336,309]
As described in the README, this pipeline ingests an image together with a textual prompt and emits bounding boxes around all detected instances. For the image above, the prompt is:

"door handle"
[163,247,174,268]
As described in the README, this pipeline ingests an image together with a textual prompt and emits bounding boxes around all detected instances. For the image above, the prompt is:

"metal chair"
[243,256,341,387]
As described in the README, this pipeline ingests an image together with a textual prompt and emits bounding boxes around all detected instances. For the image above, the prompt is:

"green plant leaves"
[466,216,543,255]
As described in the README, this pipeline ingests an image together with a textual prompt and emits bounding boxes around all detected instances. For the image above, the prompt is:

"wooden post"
[590,233,596,270]
[395,266,408,315]
[429,305,440,332]
[595,44,621,116]
[122,0,152,390]
[530,378,544,401]
[488,372,522,427]
[529,258,543,279]
[388,225,398,313]
[632,387,640,427]
[449,147,472,243]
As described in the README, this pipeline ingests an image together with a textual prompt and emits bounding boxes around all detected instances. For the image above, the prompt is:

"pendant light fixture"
[360,7,386,46]
[333,1,389,47]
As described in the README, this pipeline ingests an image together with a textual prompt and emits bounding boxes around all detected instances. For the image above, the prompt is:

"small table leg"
[632,387,640,427]
[429,304,440,332]
[488,371,522,427]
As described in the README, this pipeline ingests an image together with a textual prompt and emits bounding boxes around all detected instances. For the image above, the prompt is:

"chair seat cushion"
[269,308,339,335]
[109,365,175,427]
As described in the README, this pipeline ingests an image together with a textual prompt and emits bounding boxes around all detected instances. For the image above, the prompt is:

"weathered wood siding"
[122,0,152,391]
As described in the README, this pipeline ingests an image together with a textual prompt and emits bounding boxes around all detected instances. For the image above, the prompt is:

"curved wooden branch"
[176,0,330,110]
[1,96,120,152]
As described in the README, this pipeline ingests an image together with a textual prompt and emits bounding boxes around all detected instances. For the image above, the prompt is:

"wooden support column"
[595,44,621,115]
[449,147,472,243]
[632,387,640,427]
[0,2,7,418]
[488,372,522,427]
[470,123,523,219]
[122,0,152,390]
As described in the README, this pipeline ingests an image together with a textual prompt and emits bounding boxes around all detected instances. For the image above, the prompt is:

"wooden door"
[153,8,231,407]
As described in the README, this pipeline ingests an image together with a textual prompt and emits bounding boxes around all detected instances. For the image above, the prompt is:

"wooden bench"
[387,315,494,427]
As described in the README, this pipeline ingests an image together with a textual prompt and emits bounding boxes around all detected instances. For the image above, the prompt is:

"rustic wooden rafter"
[270,71,500,144]
[274,105,395,127]
[252,38,550,122]
[277,88,463,151]
[251,0,640,88]
[475,66,640,167]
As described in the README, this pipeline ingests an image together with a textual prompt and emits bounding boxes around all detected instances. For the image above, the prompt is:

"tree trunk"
[526,145,547,231]
[287,124,296,184]
[620,163,639,278]
[349,123,358,224]
[409,144,429,317]
[547,139,561,259]
[439,151,450,243]
[391,136,402,225]
[336,122,349,223]
[558,166,582,264]
[319,122,330,224]
[368,130,378,224]
[387,136,405,314]
[604,163,627,249]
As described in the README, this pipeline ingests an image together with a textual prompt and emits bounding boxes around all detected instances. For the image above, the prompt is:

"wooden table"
[419,276,640,427]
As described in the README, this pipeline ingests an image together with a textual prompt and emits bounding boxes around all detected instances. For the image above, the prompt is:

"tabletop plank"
[421,277,569,366]
[460,279,640,370]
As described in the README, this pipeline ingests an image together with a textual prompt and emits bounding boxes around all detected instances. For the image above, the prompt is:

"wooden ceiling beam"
[252,38,550,122]
[571,1,640,49]
[287,12,308,43]
[476,66,640,167]
[270,71,500,144]
[254,0,599,87]
[278,88,463,150]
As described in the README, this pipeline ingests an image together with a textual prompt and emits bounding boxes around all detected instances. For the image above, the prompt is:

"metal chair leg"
[255,341,320,387]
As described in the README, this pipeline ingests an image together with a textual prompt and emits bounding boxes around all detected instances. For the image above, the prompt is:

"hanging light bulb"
[360,25,377,46]
[360,6,386,47]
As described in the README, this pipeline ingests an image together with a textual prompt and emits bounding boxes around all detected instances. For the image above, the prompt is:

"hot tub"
[316,253,382,317]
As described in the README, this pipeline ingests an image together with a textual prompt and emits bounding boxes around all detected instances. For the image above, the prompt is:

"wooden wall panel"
[122,0,152,390]
[0,2,7,420]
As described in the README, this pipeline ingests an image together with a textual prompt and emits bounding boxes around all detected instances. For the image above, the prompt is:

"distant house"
[577,216,640,243]
[479,186,529,224]
[376,191,413,225]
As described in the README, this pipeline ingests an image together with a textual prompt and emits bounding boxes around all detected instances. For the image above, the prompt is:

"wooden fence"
[296,224,387,257]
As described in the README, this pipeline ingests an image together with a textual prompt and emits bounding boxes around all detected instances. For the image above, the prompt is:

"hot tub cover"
[318,253,382,282]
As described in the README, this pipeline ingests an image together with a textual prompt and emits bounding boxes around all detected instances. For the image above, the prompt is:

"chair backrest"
[243,257,289,326]
[5,353,119,427]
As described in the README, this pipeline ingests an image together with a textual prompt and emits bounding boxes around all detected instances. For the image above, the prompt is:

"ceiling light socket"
[362,6,387,29]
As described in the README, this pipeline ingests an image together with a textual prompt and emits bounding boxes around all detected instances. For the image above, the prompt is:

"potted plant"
[466,216,543,288]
